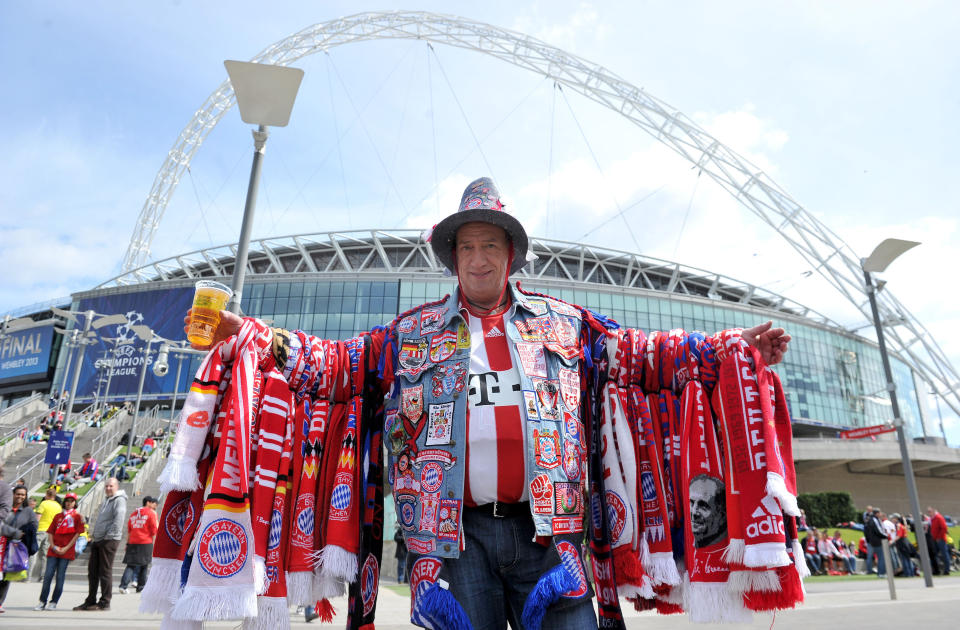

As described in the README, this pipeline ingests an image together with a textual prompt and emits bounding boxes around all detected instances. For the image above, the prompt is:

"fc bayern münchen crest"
[197,518,248,579]
[556,540,588,598]
[291,494,315,549]
[361,553,380,616]
[164,497,196,545]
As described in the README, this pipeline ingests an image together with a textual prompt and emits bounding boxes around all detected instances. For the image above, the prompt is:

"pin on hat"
[429,177,530,274]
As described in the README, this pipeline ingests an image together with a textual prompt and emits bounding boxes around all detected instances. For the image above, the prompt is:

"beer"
[187,280,233,347]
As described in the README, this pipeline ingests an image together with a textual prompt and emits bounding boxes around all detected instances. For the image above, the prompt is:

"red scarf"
[681,380,749,623]
[712,349,790,570]
[630,385,679,588]
[249,365,292,589]
[171,319,270,622]
[247,367,296,630]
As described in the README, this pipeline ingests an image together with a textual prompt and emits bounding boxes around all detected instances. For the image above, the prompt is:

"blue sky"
[1,1,958,441]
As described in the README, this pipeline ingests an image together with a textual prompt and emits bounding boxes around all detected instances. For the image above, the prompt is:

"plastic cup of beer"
[187,280,233,347]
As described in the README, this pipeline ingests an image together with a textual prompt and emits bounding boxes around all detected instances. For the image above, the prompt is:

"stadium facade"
[3,229,958,515]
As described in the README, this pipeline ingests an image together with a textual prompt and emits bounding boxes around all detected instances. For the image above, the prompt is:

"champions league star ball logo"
[114,311,145,344]
[197,518,248,579]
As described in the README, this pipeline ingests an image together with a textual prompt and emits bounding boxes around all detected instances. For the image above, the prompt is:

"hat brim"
[430,208,528,274]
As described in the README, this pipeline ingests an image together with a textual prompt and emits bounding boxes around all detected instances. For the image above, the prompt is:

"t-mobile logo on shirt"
[468,371,522,407]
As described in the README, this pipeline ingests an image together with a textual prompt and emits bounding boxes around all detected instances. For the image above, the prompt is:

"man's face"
[455,222,511,308]
[13,488,26,506]
[105,478,118,496]
[689,477,725,544]
[147,501,157,511]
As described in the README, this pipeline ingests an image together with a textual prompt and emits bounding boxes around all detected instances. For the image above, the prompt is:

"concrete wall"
[798,466,960,520]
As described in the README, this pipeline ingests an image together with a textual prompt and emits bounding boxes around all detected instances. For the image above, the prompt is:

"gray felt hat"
[429,177,529,275]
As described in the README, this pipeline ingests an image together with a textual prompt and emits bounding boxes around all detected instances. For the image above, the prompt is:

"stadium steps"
[62,453,168,586]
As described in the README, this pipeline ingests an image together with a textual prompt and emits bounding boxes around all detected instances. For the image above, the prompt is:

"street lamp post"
[168,345,186,434]
[126,337,154,461]
[862,237,933,587]
[63,310,95,426]
[223,60,304,314]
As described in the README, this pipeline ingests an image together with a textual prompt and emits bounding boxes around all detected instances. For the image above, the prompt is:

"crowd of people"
[25,402,124,444]
[799,504,955,578]
[0,463,160,614]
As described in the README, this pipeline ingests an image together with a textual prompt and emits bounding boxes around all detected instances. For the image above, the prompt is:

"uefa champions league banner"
[0,323,55,384]
[73,287,196,399]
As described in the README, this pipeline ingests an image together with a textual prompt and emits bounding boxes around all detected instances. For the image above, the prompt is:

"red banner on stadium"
[839,424,896,440]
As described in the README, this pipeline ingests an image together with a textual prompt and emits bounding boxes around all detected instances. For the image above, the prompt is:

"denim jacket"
[385,284,589,559]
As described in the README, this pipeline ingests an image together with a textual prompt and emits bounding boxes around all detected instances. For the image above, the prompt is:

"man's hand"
[742,321,791,366]
[183,309,243,350]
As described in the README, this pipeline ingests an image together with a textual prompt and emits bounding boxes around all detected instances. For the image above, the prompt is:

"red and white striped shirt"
[462,308,527,506]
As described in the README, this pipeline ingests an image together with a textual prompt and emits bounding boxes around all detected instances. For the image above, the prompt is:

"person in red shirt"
[35,492,84,610]
[118,496,159,593]
[927,506,951,576]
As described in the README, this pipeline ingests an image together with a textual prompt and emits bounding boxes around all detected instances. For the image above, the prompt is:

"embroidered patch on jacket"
[554,481,582,515]
[516,341,548,378]
[534,428,561,469]
[530,473,554,514]
[429,330,457,363]
[437,499,461,541]
[399,338,428,372]
[533,378,561,420]
[419,308,446,335]
[432,361,467,397]
[425,402,454,446]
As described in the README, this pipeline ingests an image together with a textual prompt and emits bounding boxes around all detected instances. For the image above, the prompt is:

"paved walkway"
[1,575,958,628]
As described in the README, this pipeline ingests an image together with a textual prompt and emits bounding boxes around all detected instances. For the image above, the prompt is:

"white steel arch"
[121,10,960,417]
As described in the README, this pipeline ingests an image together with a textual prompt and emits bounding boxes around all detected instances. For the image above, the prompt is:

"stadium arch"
[120,10,959,416]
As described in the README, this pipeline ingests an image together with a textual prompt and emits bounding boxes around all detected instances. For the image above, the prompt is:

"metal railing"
[0,392,44,420]
[13,448,53,491]
[130,444,167,498]
[76,476,106,520]
[90,410,133,463]
[0,406,49,447]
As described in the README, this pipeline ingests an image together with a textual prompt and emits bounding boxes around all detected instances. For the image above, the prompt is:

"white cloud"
[511,2,608,49]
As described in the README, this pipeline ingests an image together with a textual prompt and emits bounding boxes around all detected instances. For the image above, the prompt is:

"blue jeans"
[39,556,70,605]
[897,549,915,576]
[410,507,596,630]
[804,552,821,574]
[120,564,149,591]
[866,543,886,575]
[935,540,951,574]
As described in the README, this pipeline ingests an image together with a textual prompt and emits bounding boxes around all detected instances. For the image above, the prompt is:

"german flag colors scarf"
[171,321,262,621]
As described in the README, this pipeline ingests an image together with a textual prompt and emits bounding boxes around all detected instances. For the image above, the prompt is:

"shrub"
[797,492,859,527]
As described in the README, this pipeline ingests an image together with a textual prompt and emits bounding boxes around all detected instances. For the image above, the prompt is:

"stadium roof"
[98,229,838,327]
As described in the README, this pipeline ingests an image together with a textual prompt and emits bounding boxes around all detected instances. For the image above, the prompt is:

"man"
[927,506,950,575]
[191,177,790,628]
[119,495,158,594]
[64,452,99,489]
[880,511,900,574]
[31,487,63,582]
[863,507,887,576]
[74,477,127,611]
[802,528,823,575]
[688,475,727,548]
